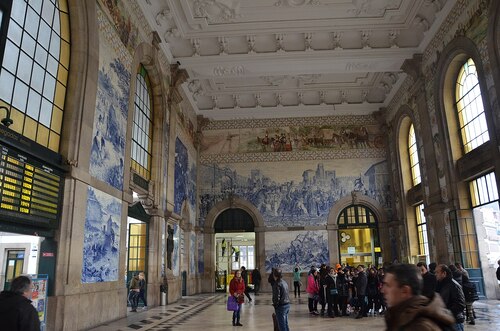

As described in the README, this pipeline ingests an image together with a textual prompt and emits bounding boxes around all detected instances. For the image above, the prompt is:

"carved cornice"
[401,54,423,81]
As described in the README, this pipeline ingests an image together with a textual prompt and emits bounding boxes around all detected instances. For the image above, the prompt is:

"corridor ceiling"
[137,0,454,120]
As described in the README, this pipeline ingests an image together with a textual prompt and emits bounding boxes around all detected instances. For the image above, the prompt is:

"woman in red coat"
[229,269,246,326]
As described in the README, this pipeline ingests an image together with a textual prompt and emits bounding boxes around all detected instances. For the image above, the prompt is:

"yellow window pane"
[57,64,68,84]
[60,12,70,42]
[129,260,137,271]
[59,0,69,13]
[36,124,49,146]
[60,40,70,69]
[130,225,141,235]
[130,236,138,247]
[23,117,37,140]
[51,107,63,134]
[137,247,145,259]
[3,106,23,134]
[54,82,66,109]
[48,131,60,152]
[137,260,145,271]
[129,248,137,259]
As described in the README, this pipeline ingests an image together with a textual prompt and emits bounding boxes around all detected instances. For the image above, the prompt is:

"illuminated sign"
[0,143,63,228]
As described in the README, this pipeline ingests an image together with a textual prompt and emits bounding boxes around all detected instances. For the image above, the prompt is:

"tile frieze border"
[203,115,378,131]
[200,148,386,164]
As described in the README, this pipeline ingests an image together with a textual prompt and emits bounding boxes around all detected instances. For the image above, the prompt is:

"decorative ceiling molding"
[134,0,456,121]
[192,0,242,23]
[213,65,245,76]
[260,75,321,87]
[348,0,401,17]
[274,0,321,7]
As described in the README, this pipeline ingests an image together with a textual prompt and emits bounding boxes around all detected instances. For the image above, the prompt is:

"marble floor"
[89,293,500,331]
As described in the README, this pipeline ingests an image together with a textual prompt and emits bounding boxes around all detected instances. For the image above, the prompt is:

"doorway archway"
[203,196,264,292]
[327,193,389,266]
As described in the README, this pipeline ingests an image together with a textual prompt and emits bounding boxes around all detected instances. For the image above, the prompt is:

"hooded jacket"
[384,294,455,331]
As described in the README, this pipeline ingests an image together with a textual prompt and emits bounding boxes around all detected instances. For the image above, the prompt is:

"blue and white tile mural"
[198,234,204,273]
[172,224,180,277]
[89,28,130,190]
[265,230,329,273]
[199,159,390,227]
[190,232,196,274]
[174,138,197,223]
[82,187,121,283]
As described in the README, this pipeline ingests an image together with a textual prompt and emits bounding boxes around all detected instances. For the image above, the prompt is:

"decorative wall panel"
[82,186,121,283]
[90,9,131,190]
[200,159,390,227]
[265,230,329,272]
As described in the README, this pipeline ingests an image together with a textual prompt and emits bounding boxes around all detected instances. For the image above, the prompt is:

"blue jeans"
[275,303,290,331]
[454,323,464,331]
[232,304,242,323]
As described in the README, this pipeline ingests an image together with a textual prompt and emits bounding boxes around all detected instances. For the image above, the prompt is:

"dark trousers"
[293,281,301,297]
[327,295,340,316]
[357,295,367,316]
[244,286,252,301]
[128,290,139,310]
[338,296,348,315]
[138,290,147,306]
[254,281,260,295]
[232,304,242,323]
[308,297,318,312]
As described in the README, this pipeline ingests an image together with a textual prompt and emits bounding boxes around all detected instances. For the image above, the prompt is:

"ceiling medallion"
[275,0,321,6]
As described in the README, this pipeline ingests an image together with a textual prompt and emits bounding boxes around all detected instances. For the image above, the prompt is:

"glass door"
[339,228,378,267]
[4,250,24,290]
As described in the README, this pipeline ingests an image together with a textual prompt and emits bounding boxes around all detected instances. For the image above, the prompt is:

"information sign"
[0,143,63,228]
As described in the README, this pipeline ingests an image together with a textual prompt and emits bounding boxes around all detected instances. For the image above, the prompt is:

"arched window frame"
[337,204,378,228]
[131,64,153,180]
[408,123,421,186]
[455,58,490,154]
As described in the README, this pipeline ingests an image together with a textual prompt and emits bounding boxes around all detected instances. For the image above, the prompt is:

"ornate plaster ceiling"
[137,0,454,120]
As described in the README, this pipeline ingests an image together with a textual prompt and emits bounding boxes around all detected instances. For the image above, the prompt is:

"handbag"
[227,295,238,311]
[329,287,338,295]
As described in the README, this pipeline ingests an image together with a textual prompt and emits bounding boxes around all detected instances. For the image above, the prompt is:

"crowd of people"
[227,261,482,331]
[299,261,480,330]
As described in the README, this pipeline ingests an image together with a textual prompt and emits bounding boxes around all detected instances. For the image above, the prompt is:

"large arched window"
[408,123,421,186]
[0,0,70,152]
[455,58,489,153]
[131,64,153,180]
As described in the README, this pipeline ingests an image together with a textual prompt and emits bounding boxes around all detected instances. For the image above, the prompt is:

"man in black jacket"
[416,262,437,299]
[252,268,262,295]
[436,264,465,331]
[496,259,500,283]
[355,265,368,319]
[0,275,40,331]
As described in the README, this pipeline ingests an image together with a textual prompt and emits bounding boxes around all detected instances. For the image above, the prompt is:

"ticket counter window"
[337,205,380,267]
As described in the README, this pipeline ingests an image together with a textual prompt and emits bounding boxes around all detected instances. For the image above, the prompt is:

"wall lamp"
[0,105,13,127]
